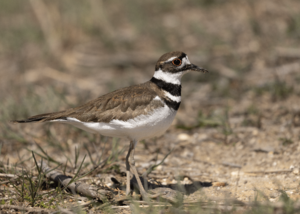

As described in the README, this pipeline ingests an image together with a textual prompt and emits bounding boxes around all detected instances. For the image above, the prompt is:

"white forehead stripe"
[182,56,191,65]
[153,68,183,85]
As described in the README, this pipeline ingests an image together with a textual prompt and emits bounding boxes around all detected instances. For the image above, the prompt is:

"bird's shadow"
[130,176,212,195]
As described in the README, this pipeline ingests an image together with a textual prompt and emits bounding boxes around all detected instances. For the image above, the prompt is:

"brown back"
[23,81,165,123]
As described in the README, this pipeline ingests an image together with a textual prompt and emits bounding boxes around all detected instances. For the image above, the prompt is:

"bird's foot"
[147,188,184,203]
[139,190,165,201]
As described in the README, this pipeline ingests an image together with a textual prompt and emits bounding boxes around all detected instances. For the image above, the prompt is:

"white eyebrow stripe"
[165,56,177,62]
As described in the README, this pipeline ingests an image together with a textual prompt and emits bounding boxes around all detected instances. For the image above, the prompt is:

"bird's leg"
[128,140,150,199]
[127,140,164,200]
[125,141,133,196]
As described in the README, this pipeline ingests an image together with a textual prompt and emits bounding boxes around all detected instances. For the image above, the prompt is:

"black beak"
[187,64,208,73]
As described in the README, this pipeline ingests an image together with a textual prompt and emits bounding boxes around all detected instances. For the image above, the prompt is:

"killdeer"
[13,51,207,199]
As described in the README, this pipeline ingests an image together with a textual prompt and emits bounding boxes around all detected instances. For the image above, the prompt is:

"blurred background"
[1,0,300,204]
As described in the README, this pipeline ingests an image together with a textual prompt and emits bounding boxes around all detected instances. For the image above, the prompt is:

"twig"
[122,200,171,205]
[0,196,16,201]
[0,164,25,172]
[222,162,242,168]
[245,169,292,174]
[38,161,113,200]
[111,205,130,209]
[253,147,276,153]
[0,205,49,212]
[0,173,18,178]
[50,201,93,214]
[57,207,74,214]
[234,169,240,198]
[275,47,300,59]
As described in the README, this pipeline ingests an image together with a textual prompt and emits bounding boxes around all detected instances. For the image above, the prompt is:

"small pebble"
[269,192,278,198]
[293,168,299,175]
[177,133,190,141]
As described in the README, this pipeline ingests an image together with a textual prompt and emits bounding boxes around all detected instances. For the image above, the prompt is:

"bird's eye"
[172,58,182,66]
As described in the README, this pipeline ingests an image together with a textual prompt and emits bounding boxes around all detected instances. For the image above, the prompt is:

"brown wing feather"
[13,81,164,123]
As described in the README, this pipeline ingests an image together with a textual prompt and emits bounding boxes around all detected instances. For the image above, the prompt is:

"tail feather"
[12,111,65,123]
[12,117,47,123]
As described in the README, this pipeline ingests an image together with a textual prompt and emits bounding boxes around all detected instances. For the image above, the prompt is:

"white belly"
[53,105,176,141]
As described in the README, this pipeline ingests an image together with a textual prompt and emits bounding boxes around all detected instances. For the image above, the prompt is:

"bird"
[12,51,207,199]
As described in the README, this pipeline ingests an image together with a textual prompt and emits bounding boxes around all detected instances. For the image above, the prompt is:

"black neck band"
[150,77,181,96]
[163,99,180,110]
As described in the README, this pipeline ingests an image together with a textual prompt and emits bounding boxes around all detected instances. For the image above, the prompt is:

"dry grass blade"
[29,0,61,57]
[142,148,174,177]
[28,143,61,165]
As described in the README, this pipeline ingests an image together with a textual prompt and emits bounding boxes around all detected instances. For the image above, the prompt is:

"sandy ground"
[1,0,300,213]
